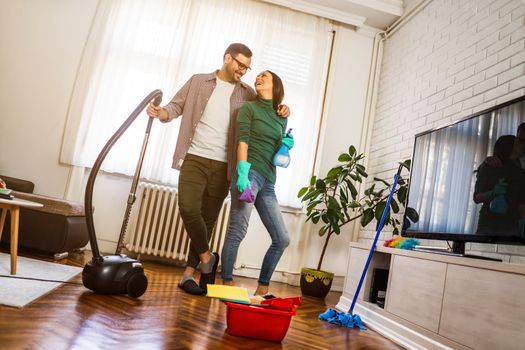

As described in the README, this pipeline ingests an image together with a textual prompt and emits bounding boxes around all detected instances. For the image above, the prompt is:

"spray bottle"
[273,128,292,168]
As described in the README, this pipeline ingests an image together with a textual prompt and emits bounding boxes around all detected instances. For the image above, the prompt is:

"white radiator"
[126,182,231,262]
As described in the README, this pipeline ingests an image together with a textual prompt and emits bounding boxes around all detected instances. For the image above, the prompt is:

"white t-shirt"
[187,78,235,162]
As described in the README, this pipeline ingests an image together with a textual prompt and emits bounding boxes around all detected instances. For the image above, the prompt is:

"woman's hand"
[236,160,252,192]
[282,134,294,149]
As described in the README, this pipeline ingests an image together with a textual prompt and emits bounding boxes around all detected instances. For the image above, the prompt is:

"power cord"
[0,274,83,285]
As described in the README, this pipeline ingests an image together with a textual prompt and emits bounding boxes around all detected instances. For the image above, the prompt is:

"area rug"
[0,253,82,308]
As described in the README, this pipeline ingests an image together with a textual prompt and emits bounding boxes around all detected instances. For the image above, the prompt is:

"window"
[61,0,332,207]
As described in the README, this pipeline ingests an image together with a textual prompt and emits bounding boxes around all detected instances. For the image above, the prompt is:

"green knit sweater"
[236,98,287,183]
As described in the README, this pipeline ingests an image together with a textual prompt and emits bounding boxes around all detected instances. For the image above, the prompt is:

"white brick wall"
[364,0,525,259]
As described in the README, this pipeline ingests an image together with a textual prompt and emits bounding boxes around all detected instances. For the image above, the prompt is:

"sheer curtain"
[408,100,525,234]
[60,0,331,207]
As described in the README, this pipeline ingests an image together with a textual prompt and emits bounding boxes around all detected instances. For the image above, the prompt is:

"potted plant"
[297,146,418,298]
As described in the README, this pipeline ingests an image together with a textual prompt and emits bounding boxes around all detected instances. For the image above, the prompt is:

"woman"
[221,70,293,295]
[474,135,525,237]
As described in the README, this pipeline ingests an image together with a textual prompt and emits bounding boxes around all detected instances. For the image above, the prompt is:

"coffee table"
[0,196,43,274]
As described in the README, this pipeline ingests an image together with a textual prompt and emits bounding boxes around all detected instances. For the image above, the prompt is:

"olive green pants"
[178,154,230,269]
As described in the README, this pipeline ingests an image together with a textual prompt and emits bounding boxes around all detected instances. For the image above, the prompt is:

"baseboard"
[232,265,345,291]
[336,296,461,350]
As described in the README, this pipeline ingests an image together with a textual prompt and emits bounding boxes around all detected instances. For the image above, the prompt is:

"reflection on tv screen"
[404,97,525,243]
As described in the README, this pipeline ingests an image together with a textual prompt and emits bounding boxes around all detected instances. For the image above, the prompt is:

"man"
[517,122,525,168]
[485,122,525,168]
[146,43,289,295]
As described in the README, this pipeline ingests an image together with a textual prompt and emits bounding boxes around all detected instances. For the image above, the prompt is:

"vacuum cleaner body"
[82,255,148,298]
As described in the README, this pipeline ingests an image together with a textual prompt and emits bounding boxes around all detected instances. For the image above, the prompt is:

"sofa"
[0,175,89,259]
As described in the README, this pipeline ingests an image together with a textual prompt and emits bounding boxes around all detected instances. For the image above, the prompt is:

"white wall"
[0,1,376,288]
[365,0,525,262]
[0,0,99,197]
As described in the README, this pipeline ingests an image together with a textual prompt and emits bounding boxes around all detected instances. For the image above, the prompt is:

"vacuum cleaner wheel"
[127,271,148,298]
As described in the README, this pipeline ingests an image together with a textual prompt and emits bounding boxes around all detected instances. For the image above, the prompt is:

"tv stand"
[413,244,502,262]
[338,242,525,350]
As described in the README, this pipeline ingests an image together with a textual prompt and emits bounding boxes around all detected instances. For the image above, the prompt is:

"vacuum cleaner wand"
[82,89,162,298]
[115,94,162,254]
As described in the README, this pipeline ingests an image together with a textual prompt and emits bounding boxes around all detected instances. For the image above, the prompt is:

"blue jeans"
[221,169,290,286]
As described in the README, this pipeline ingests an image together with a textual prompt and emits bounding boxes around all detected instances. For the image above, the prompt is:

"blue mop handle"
[348,164,403,315]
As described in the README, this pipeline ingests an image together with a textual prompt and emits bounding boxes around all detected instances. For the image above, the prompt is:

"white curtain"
[408,99,525,234]
[60,0,332,207]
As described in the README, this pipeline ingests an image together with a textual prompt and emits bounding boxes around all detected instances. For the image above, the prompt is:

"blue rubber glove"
[493,180,507,196]
[236,160,252,193]
[282,134,294,149]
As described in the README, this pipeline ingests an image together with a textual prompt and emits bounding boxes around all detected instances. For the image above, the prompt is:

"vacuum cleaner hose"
[84,90,163,262]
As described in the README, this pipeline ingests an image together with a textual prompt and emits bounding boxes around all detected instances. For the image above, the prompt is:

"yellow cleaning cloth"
[206,284,251,304]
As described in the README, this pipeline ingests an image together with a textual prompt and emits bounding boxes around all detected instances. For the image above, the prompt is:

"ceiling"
[261,0,407,30]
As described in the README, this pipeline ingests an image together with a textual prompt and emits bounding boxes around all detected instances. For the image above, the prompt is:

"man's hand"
[147,102,169,121]
[276,104,290,118]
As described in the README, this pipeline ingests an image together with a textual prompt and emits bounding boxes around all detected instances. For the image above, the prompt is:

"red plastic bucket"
[225,301,297,342]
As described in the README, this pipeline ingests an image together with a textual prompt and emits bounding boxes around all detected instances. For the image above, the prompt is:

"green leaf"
[364,184,375,196]
[306,200,322,213]
[405,207,419,223]
[390,199,399,213]
[400,159,411,171]
[327,209,339,226]
[312,214,320,224]
[318,226,326,236]
[374,201,388,221]
[360,208,374,227]
[349,173,358,181]
[315,179,327,191]
[339,188,348,204]
[375,210,391,230]
[302,189,321,202]
[333,224,341,234]
[327,196,341,211]
[327,166,343,178]
[338,153,351,162]
[349,200,360,209]
[347,180,358,199]
[349,145,356,156]
[297,187,308,198]
[321,214,329,224]
[373,177,390,187]
[310,175,317,186]
[397,186,407,204]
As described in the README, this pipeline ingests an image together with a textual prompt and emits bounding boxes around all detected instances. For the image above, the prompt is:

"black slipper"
[178,279,204,295]
[199,252,219,294]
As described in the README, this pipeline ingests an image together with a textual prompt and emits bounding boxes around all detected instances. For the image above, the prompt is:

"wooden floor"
[0,251,403,350]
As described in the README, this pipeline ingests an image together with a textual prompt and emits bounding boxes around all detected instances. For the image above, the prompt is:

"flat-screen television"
[402,95,525,256]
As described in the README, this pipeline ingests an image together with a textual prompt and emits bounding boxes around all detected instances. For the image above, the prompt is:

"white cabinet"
[337,243,525,350]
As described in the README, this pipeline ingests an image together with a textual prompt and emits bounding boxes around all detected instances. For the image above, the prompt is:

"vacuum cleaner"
[82,89,163,298]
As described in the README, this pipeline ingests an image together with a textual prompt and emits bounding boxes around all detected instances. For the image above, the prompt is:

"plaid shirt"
[163,71,256,180]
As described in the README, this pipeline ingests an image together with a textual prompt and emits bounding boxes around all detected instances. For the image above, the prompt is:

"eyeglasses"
[232,56,251,71]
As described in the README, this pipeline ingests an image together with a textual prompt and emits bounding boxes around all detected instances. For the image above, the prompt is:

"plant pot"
[300,267,334,298]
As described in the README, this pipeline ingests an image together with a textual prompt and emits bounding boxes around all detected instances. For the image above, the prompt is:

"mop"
[319,164,404,330]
